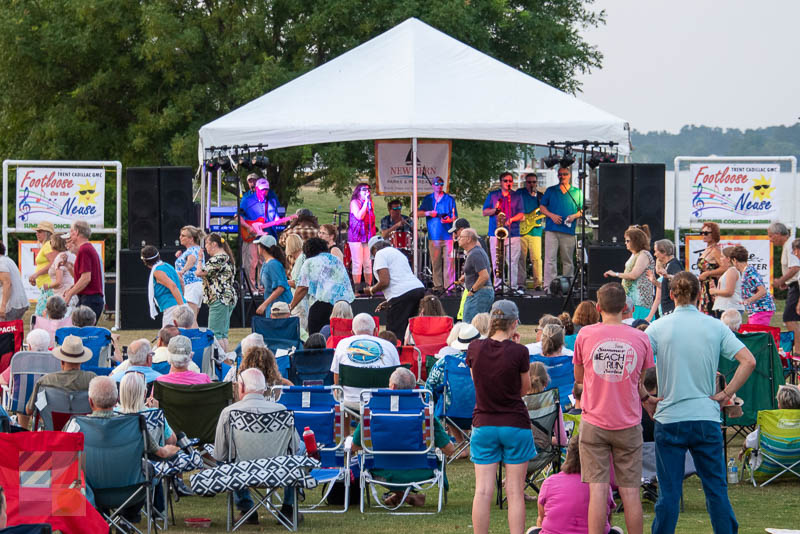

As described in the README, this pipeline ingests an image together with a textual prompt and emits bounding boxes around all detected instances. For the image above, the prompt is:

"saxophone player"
[482,172,524,293]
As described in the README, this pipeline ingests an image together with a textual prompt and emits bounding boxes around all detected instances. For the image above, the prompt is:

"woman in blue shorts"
[466,299,536,534]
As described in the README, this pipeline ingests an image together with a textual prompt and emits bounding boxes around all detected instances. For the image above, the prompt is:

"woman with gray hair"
[70,305,96,327]
[646,239,683,321]
[526,315,573,357]
[118,372,177,445]
[540,323,568,358]
[743,384,800,460]
[155,335,211,385]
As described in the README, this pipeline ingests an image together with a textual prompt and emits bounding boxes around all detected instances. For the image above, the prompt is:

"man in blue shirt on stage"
[516,171,545,291]
[418,176,457,293]
[539,166,583,291]
[240,175,283,294]
[482,172,524,294]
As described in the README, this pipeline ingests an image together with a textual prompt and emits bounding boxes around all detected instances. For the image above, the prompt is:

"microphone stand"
[560,148,589,313]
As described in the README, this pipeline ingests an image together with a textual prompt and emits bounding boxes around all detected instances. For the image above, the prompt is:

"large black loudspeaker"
[587,244,630,287]
[597,163,666,243]
[159,167,194,248]
[127,167,160,249]
[597,164,633,243]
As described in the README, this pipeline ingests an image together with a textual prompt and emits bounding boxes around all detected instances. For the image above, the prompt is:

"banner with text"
[689,163,781,225]
[19,241,105,302]
[375,140,451,196]
[15,166,106,231]
[685,235,773,293]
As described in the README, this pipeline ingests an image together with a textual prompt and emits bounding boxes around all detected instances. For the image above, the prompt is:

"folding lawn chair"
[496,389,561,509]
[33,387,91,431]
[399,345,423,382]
[408,317,452,378]
[252,316,302,351]
[327,317,380,349]
[437,353,475,464]
[0,319,24,374]
[55,326,113,369]
[74,413,155,534]
[2,352,61,415]
[289,348,335,386]
[274,385,353,512]
[338,365,401,419]
[225,409,300,531]
[530,354,574,409]
[178,327,217,379]
[152,381,233,446]
[743,409,800,487]
[358,388,445,514]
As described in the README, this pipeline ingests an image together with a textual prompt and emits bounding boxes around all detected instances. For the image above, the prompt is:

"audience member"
[236,346,292,389]
[527,362,567,450]
[621,297,635,325]
[320,300,354,341]
[291,237,354,335]
[175,225,205,321]
[768,223,800,355]
[303,333,327,350]
[26,335,96,416]
[141,245,186,327]
[196,232,237,351]
[720,309,742,332]
[270,301,308,341]
[352,368,454,507]
[471,312,490,337]
[331,313,400,407]
[255,234,293,316]
[540,324,568,358]
[645,271,755,534]
[284,233,308,331]
[573,282,655,534]
[736,244,776,326]
[603,226,655,320]
[647,239,683,320]
[71,305,97,327]
[743,384,800,452]
[213,368,302,524]
[526,434,622,534]
[378,330,400,347]
[63,220,104,322]
[436,322,465,358]
[710,246,744,318]
[572,300,600,335]
[172,304,196,329]
[45,232,77,312]
[118,372,177,446]
[557,312,574,336]
[467,300,534,534]
[112,339,162,384]
[34,295,72,348]
[568,384,583,415]
[426,324,480,416]
[641,367,658,443]
[458,228,494,323]
[404,294,446,344]
[155,335,211,385]
[526,314,571,356]
[368,237,425,339]
[0,240,30,321]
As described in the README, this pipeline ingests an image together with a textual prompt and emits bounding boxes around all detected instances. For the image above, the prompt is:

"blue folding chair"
[290,349,335,386]
[55,326,113,368]
[73,413,154,533]
[274,385,352,512]
[438,354,475,464]
[252,316,302,354]
[2,352,60,414]
[358,389,445,514]
[530,354,574,409]
[179,328,217,379]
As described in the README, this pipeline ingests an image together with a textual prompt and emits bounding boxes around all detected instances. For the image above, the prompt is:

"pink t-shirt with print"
[573,323,655,430]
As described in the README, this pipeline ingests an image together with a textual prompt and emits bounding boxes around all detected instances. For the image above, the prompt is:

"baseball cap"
[367,235,386,250]
[271,301,290,315]
[433,176,445,185]
[256,235,277,248]
[255,178,269,190]
[448,217,471,234]
[490,300,519,321]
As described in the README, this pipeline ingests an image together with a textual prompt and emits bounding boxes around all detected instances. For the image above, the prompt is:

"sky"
[576,0,800,134]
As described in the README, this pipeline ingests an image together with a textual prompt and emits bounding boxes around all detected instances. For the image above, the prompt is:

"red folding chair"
[408,316,453,380]
[0,319,25,374]
[399,345,423,381]
[739,324,788,372]
[327,316,380,349]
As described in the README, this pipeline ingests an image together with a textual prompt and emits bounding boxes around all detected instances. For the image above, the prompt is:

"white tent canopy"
[198,17,630,156]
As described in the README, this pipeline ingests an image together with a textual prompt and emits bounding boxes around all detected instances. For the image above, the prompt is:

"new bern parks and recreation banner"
[375,140,451,196]
[15,167,105,231]
[685,235,773,292]
[689,163,781,225]
[18,241,104,302]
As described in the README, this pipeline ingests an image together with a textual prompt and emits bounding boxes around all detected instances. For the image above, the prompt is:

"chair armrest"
[344,435,353,452]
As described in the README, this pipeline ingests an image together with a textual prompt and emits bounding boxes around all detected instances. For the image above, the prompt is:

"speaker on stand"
[631,163,666,243]
[597,163,665,243]
[126,167,160,250]
[159,166,195,248]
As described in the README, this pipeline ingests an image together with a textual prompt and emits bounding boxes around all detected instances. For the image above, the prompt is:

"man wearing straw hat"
[25,335,96,415]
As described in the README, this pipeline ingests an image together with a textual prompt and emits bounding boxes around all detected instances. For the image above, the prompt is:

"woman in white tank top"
[710,246,744,315]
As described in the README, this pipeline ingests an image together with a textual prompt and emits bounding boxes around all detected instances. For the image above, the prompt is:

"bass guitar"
[241,214,298,242]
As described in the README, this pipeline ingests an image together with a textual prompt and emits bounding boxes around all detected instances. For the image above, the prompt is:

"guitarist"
[517,171,545,291]
[240,175,283,293]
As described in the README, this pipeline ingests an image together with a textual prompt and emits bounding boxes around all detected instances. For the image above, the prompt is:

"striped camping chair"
[2,352,61,414]
[744,409,800,487]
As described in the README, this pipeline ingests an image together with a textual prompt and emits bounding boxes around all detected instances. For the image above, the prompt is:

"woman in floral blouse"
[732,245,776,326]
[196,233,237,351]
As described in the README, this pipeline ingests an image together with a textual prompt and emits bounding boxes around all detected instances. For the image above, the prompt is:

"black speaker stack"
[588,163,666,296]
[121,166,200,330]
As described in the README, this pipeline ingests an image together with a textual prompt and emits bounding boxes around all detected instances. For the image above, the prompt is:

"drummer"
[380,199,414,242]
[418,176,457,293]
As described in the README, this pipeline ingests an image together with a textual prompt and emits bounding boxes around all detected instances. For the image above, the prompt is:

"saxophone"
[495,210,508,278]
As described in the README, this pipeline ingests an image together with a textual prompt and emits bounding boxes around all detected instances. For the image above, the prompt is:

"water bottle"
[726,458,738,484]
[303,427,320,460]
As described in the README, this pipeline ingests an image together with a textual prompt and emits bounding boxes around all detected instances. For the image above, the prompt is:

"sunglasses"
[526,180,537,184]
[699,231,712,236]
[433,182,444,186]
[752,184,770,190]
[391,206,402,210]
[502,179,514,183]
[558,173,570,177]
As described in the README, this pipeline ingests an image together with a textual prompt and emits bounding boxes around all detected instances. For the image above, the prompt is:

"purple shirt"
[348,202,375,243]
[156,370,211,385]
[538,472,614,534]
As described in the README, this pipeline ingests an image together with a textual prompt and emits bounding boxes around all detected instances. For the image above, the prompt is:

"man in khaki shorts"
[573,283,656,534]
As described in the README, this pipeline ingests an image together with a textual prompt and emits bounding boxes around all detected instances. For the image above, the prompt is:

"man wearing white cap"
[26,335,96,415]
[367,236,425,339]
[239,175,282,293]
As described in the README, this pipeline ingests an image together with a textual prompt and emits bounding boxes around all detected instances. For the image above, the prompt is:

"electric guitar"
[520,208,546,235]
[241,214,298,242]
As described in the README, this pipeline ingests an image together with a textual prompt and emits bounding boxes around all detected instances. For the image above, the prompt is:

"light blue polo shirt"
[645,305,745,424]
[540,184,583,235]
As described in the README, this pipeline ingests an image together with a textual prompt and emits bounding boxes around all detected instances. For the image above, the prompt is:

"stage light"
[237,154,253,171]
[602,150,617,164]
[559,148,575,168]
[543,146,561,168]
[548,276,572,297]
[217,156,233,172]
[588,149,603,169]
[204,159,219,172]
[252,155,270,169]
